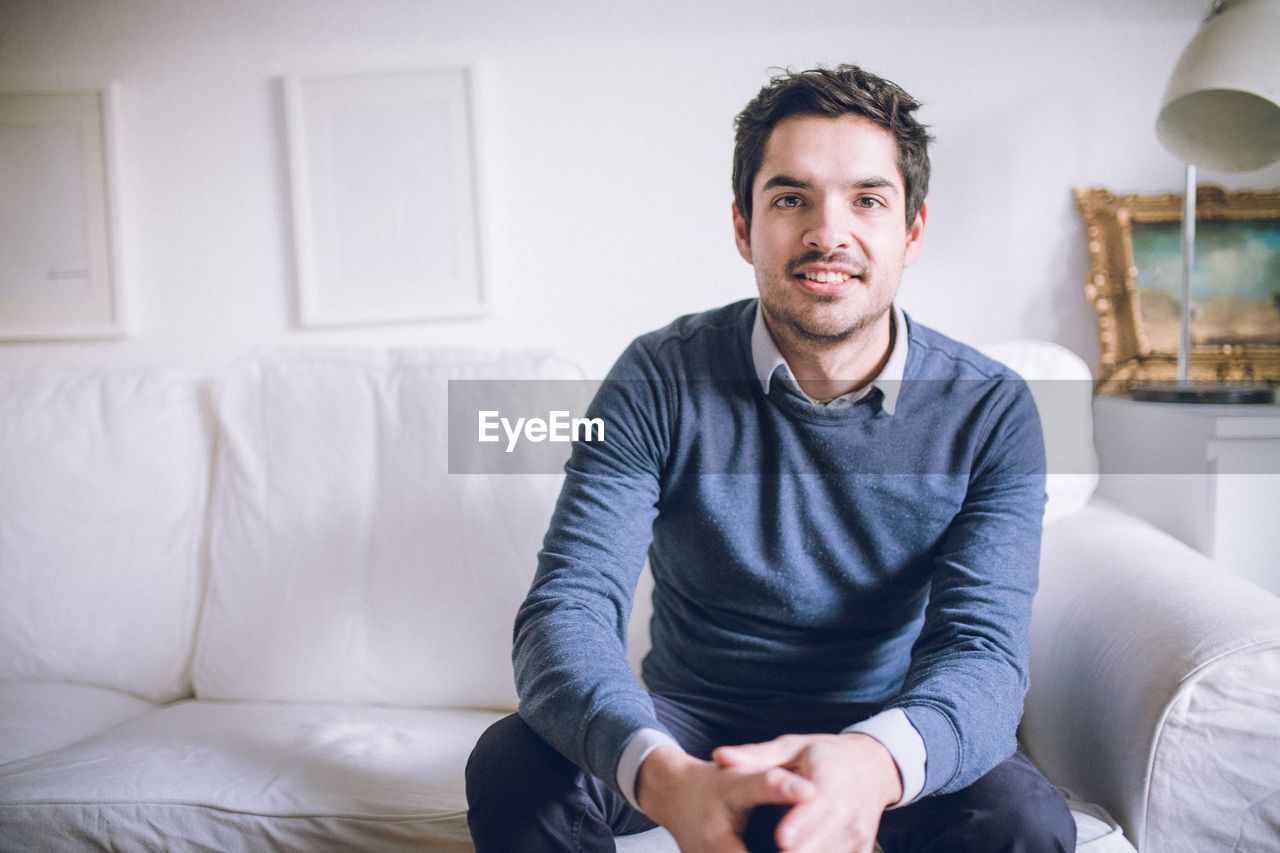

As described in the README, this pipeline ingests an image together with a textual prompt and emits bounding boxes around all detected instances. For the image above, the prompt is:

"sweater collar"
[750,301,907,415]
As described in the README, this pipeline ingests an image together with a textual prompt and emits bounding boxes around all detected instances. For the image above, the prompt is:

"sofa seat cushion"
[1067,796,1138,852]
[614,792,1135,852]
[0,682,155,766]
[0,699,502,851]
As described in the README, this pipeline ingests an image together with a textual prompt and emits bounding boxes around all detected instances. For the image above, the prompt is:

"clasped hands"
[635,732,902,853]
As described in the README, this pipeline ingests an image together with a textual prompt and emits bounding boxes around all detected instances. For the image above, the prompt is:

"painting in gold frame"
[1074,185,1280,396]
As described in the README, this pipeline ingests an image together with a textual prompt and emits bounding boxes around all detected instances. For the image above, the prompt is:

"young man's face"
[733,113,926,348]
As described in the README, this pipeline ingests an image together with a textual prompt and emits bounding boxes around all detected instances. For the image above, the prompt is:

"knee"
[466,715,520,790]
[975,784,1076,853]
[466,713,587,808]
[466,713,523,813]
[467,714,616,852]
[892,755,1077,853]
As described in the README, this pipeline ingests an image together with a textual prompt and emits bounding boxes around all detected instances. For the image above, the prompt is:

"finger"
[785,822,870,853]
[784,826,851,853]
[727,766,815,811]
[780,802,879,853]
[713,735,802,770]
[773,798,828,851]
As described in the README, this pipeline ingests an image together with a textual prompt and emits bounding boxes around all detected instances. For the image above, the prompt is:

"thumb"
[713,735,802,771]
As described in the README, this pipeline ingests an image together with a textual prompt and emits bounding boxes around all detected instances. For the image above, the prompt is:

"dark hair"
[732,65,932,229]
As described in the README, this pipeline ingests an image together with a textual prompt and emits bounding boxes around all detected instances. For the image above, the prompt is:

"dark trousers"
[466,694,1076,853]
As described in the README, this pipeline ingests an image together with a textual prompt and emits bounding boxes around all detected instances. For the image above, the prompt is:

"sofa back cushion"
[975,340,1099,523]
[0,368,211,702]
[193,348,570,709]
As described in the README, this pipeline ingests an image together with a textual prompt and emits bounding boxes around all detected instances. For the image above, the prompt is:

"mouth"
[792,266,863,295]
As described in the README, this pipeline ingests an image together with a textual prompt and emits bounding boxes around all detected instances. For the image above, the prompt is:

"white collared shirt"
[750,301,908,414]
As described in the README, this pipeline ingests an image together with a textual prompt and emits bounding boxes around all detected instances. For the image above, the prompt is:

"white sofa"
[1,344,1277,852]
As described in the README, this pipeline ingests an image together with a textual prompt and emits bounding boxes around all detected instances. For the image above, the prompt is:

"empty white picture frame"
[284,67,487,327]
[0,87,123,340]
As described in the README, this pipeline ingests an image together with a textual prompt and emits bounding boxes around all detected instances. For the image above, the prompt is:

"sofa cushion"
[0,696,1134,853]
[0,682,155,765]
[976,340,1099,522]
[0,369,211,702]
[193,348,572,709]
[615,794,1136,853]
[1065,796,1139,852]
[0,699,501,851]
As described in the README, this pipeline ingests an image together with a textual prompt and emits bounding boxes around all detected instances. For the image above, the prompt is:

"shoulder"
[615,299,755,380]
[901,317,1045,478]
[901,315,1041,445]
[903,315,1020,383]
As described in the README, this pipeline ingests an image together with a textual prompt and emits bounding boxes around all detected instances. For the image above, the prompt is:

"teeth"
[803,271,851,284]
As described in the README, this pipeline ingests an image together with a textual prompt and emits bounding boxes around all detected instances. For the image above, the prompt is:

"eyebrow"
[761,174,900,195]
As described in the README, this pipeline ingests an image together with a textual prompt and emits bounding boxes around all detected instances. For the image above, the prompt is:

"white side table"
[1093,395,1280,596]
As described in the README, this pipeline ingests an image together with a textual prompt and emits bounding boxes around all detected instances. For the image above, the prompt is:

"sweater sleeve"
[889,376,1047,798]
[512,340,676,792]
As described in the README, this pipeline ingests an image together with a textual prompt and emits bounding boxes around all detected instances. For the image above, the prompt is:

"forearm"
[889,380,1046,796]
[514,558,667,785]
[512,343,673,786]
[514,494,664,784]
[890,474,1044,796]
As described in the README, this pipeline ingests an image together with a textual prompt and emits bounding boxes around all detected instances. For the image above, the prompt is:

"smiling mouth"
[799,270,857,285]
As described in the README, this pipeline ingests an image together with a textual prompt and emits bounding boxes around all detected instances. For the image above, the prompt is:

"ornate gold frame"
[1075,185,1280,395]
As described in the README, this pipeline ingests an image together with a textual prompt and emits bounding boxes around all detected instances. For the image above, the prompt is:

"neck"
[762,306,894,403]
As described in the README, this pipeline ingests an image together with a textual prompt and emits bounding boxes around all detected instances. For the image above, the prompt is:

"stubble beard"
[758,278,893,350]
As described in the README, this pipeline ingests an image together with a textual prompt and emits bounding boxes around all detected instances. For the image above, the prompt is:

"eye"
[855,196,886,209]
[772,194,805,209]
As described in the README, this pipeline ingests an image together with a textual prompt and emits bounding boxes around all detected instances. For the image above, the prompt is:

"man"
[467,65,1076,853]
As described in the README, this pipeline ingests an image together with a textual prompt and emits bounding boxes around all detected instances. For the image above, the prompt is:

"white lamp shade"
[1156,0,1280,171]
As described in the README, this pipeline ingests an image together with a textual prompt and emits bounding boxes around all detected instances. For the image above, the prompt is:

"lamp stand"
[1178,162,1195,384]
[1129,164,1274,404]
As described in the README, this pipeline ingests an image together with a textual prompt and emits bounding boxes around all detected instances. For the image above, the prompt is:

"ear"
[903,200,927,268]
[732,201,753,264]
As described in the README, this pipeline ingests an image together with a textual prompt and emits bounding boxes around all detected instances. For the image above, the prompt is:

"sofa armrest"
[1022,497,1280,853]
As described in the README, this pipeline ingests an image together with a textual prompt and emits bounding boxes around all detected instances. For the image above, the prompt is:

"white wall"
[3,0,1278,377]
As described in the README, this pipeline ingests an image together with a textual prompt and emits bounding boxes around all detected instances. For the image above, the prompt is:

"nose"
[802,198,854,254]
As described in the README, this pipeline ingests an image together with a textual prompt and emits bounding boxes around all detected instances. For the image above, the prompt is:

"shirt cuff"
[616,727,684,810]
[843,708,927,807]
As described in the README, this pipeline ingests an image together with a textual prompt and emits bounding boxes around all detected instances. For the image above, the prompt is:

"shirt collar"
[750,301,907,415]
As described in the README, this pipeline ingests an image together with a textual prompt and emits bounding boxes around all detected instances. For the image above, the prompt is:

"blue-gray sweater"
[513,299,1046,799]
